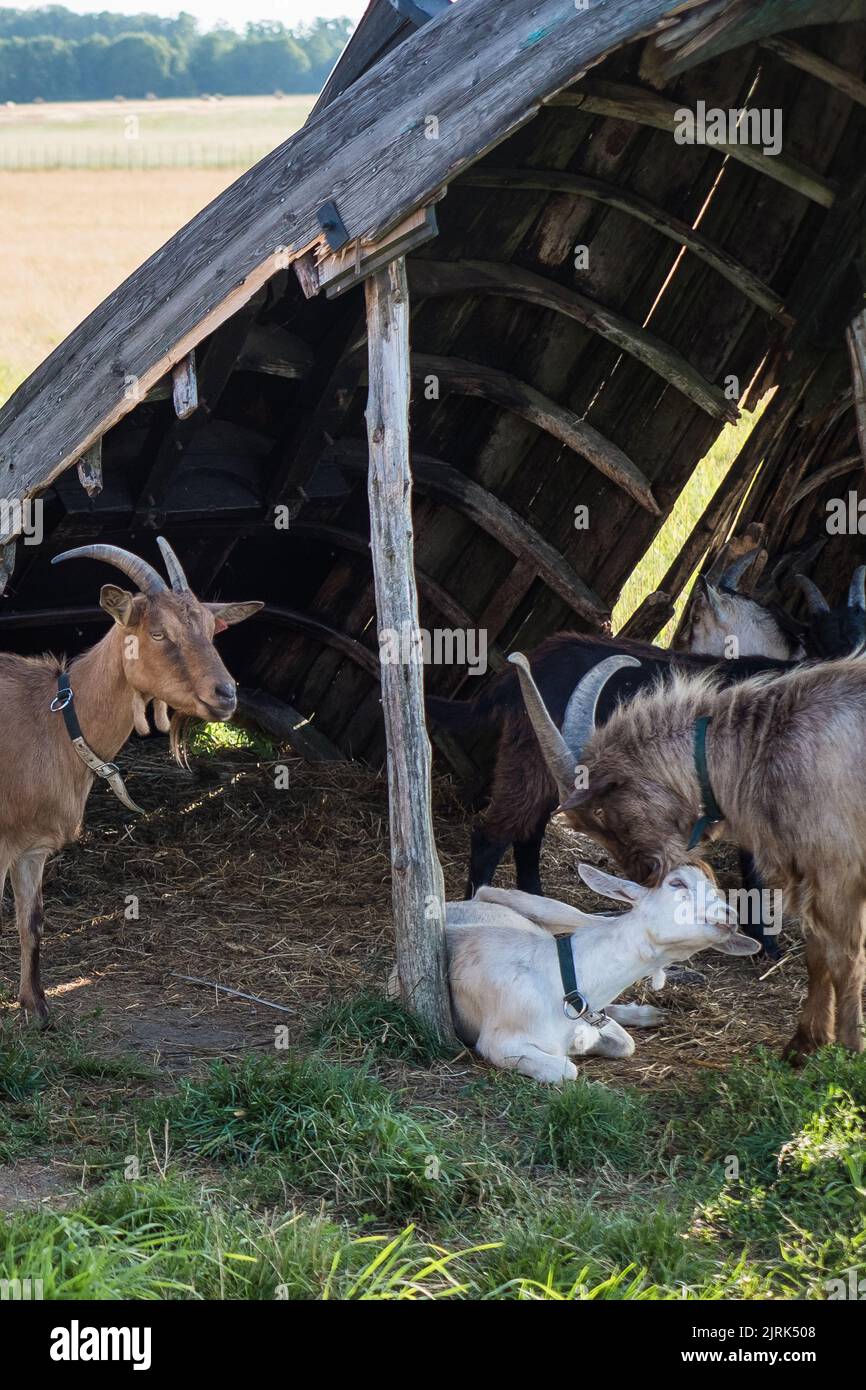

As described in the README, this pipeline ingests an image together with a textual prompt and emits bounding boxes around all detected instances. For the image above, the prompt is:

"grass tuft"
[310,990,456,1064]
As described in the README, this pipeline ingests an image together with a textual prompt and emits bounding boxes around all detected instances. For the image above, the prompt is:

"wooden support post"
[365,257,454,1045]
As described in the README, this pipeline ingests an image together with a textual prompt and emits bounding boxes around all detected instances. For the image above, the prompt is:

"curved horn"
[51,544,166,595]
[848,565,866,612]
[508,653,580,801]
[794,574,830,616]
[157,536,190,592]
[561,655,641,767]
[719,546,761,593]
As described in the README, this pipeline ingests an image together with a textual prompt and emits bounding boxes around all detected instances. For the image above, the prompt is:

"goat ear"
[560,772,619,814]
[207,601,264,633]
[99,584,137,627]
[701,581,727,622]
[577,862,645,906]
[713,931,761,956]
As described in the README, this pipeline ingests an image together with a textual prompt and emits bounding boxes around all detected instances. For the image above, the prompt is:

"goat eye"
[594,806,605,823]
[150,631,165,641]
[670,878,686,890]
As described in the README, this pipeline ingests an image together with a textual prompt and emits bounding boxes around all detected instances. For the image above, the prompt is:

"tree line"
[0,8,353,101]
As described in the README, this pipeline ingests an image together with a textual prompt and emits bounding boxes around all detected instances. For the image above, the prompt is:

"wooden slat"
[171,352,198,420]
[76,440,103,498]
[782,453,861,512]
[654,0,866,76]
[761,35,866,107]
[547,79,836,208]
[0,0,688,543]
[409,259,737,420]
[235,689,346,761]
[618,589,674,641]
[409,352,659,513]
[460,168,790,321]
[328,440,611,624]
[846,309,866,469]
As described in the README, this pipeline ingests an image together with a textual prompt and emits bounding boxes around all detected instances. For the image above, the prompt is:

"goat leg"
[12,850,49,1027]
[782,932,835,1064]
[738,850,782,960]
[513,829,546,895]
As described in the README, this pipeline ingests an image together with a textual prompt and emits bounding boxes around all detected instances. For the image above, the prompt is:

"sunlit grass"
[612,401,767,644]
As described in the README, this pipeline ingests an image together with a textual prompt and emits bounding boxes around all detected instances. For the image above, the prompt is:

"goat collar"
[687,715,724,850]
[51,672,145,815]
[555,934,607,1026]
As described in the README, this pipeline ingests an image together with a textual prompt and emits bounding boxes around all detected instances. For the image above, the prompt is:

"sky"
[13,0,368,27]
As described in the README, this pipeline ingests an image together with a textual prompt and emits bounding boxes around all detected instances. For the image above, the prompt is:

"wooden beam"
[761,35,866,108]
[410,353,659,513]
[0,541,15,598]
[654,0,866,77]
[409,259,737,421]
[618,589,674,641]
[329,440,610,624]
[0,0,692,541]
[236,324,314,380]
[460,168,790,322]
[547,80,836,209]
[846,310,866,471]
[365,258,453,1043]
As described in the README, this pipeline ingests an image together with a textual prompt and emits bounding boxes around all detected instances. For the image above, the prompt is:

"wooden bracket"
[389,0,451,25]
[316,206,440,300]
[317,200,351,251]
[172,351,198,420]
[76,439,103,498]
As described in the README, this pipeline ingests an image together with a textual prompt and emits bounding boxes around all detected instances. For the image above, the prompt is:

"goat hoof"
[781,1029,823,1067]
[20,997,50,1029]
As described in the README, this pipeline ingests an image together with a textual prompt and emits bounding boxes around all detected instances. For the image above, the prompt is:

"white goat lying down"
[446,863,758,1083]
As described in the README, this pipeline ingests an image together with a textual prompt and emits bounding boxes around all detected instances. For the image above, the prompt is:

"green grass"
[190,720,275,758]
[612,402,766,643]
[309,990,457,1065]
[2,1024,866,1299]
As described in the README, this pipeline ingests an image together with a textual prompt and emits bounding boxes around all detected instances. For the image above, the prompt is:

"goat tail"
[425,675,513,733]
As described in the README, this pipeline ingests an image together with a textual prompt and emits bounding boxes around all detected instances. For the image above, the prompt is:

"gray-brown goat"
[510,650,866,1063]
[0,539,261,1026]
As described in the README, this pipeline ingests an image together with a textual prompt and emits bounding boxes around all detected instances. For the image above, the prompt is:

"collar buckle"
[50,687,73,713]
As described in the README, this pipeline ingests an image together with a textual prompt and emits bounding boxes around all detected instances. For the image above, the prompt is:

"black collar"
[554,934,608,1027]
[50,671,144,815]
[687,715,724,850]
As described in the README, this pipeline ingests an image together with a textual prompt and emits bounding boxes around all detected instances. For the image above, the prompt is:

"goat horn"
[508,653,578,802]
[719,546,761,593]
[156,536,190,592]
[561,655,641,768]
[794,574,830,615]
[848,565,866,612]
[51,544,167,595]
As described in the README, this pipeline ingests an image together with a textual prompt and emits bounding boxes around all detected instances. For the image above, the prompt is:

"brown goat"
[0,539,262,1026]
[510,650,866,1062]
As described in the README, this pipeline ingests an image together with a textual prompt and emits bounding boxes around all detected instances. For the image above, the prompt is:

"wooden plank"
[76,440,103,498]
[0,0,687,542]
[410,352,660,513]
[329,440,611,623]
[409,258,737,420]
[846,309,866,469]
[364,258,453,1043]
[0,541,15,598]
[618,589,674,640]
[761,35,866,107]
[171,352,198,420]
[460,167,790,321]
[547,80,836,209]
[235,689,346,761]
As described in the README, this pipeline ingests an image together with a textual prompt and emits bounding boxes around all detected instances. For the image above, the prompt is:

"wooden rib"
[761,35,866,108]
[236,688,345,761]
[409,353,659,514]
[172,352,198,419]
[782,454,861,513]
[289,520,507,669]
[461,168,789,322]
[547,80,836,208]
[328,440,611,624]
[76,439,103,498]
[408,259,736,421]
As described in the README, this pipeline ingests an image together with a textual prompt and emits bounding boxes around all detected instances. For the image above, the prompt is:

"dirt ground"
[0,737,806,1084]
